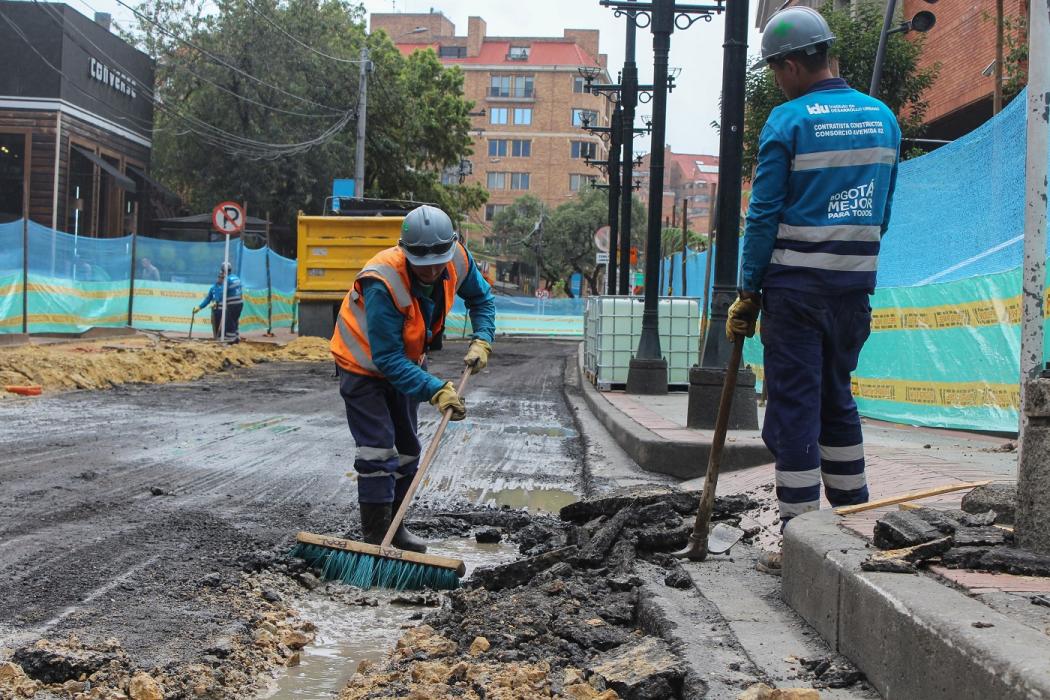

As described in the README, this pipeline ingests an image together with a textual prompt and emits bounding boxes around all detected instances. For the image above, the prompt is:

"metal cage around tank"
[583,295,701,390]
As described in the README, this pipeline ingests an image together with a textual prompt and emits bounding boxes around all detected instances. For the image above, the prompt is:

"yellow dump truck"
[296,200,416,337]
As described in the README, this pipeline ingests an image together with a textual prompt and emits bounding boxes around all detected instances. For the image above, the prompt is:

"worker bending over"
[331,205,495,553]
[195,262,243,342]
[727,6,901,574]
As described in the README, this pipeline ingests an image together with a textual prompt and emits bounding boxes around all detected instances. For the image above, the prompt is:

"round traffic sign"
[212,201,246,235]
[535,289,551,300]
[594,225,610,253]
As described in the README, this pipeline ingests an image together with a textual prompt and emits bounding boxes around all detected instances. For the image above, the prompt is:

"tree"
[743,0,939,173]
[121,0,485,227]
[491,189,646,297]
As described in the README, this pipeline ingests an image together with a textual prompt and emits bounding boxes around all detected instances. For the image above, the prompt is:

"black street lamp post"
[688,0,759,429]
[870,0,937,97]
[606,106,623,295]
[618,6,639,295]
[601,0,724,395]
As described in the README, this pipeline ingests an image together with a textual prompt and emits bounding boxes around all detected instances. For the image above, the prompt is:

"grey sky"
[78,0,766,156]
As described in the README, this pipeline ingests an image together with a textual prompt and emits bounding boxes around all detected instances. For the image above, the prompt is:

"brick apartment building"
[634,147,720,235]
[370,11,612,233]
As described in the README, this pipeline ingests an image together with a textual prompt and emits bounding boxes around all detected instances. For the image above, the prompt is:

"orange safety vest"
[330,243,470,377]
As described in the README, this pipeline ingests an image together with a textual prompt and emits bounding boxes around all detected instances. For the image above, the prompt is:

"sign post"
[211,201,246,342]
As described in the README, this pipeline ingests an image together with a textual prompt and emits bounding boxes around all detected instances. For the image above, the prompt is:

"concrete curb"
[783,509,1050,700]
[574,344,771,479]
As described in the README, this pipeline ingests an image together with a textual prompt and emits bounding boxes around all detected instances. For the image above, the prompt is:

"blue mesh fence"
[0,222,296,334]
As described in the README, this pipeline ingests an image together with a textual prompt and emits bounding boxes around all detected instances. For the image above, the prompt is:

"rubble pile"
[337,489,758,700]
[864,483,1050,575]
[0,336,330,394]
[0,567,316,699]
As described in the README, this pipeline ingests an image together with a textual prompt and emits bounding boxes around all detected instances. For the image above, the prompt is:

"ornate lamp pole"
[601,0,726,394]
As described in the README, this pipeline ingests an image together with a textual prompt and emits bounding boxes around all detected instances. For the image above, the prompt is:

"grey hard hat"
[754,6,835,69]
[399,205,459,266]
[220,261,233,274]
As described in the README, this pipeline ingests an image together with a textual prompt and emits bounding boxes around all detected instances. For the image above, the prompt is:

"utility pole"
[619,4,638,295]
[354,46,370,199]
[1015,0,1050,553]
[993,0,1004,115]
[680,198,688,296]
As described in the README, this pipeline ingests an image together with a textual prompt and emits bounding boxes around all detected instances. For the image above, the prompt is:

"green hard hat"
[399,205,458,266]
[754,6,835,69]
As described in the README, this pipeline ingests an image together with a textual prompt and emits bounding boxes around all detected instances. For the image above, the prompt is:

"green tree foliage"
[743,0,939,173]
[490,189,645,296]
[122,0,485,227]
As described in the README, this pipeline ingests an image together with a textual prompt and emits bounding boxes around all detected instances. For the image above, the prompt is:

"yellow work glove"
[430,382,466,421]
[725,293,761,342]
[463,339,492,374]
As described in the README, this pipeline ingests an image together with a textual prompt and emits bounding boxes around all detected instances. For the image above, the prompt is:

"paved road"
[0,338,596,669]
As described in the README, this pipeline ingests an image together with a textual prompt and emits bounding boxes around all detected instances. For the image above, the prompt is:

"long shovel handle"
[686,335,744,558]
[381,364,472,549]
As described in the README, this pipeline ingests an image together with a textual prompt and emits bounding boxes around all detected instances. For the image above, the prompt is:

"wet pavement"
[0,338,614,695]
[0,337,880,698]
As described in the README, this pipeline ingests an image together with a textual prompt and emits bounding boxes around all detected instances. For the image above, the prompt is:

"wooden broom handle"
[382,364,472,549]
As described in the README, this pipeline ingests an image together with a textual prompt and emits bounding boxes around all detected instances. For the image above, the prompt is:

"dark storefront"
[0,1,159,235]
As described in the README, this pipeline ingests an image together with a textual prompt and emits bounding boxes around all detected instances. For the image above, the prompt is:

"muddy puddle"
[260,537,518,699]
[463,486,578,513]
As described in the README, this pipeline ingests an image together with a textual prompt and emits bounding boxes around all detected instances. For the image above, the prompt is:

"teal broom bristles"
[289,542,461,591]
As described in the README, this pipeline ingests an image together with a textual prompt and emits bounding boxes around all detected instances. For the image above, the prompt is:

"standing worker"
[194,262,243,342]
[331,205,495,553]
[726,6,901,574]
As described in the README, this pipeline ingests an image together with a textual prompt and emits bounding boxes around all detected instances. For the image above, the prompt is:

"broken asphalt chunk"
[588,636,684,700]
[873,510,943,549]
[469,545,579,591]
[962,482,1016,524]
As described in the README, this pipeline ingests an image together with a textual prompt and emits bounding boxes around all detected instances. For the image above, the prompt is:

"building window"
[572,108,599,127]
[570,174,596,192]
[510,173,530,190]
[0,133,26,223]
[487,172,507,190]
[511,139,531,157]
[513,108,532,125]
[490,108,508,125]
[573,76,588,94]
[439,45,466,58]
[488,139,508,157]
[66,146,96,236]
[485,204,507,221]
[489,75,511,97]
[508,46,530,60]
[441,170,459,186]
[513,76,534,97]
[571,141,597,160]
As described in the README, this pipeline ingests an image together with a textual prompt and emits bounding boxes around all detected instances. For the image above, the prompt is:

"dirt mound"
[329,491,761,700]
[0,336,330,395]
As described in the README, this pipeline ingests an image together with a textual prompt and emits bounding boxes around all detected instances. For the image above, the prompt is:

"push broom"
[291,366,472,591]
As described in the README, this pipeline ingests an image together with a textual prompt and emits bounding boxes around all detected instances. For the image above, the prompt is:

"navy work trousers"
[339,369,421,504]
[211,301,243,342]
[760,288,872,524]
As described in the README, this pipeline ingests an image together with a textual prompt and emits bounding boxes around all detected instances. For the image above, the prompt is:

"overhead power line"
[109,0,345,114]
[242,0,366,65]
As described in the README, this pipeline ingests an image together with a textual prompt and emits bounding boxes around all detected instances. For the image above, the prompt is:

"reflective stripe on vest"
[452,246,469,292]
[335,310,379,373]
[358,263,413,309]
[776,223,881,243]
[792,146,897,172]
[770,248,878,272]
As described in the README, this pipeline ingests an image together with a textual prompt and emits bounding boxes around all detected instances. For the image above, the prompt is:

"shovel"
[188,308,197,339]
[674,334,746,561]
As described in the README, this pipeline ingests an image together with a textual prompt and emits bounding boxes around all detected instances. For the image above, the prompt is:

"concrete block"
[781,510,868,650]
[962,483,1017,524]
[686,366,759,430]
[839,569,1050,700]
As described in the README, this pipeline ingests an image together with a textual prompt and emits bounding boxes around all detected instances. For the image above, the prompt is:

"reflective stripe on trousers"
[759,288,871,525]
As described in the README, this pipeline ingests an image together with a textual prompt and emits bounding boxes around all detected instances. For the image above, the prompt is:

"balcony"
[486,87,537,102]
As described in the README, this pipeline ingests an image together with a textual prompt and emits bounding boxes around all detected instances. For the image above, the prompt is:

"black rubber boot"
[390,497,428,553]
[359,502,392,545]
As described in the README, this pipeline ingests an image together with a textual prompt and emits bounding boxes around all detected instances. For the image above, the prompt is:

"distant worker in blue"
[194,262,243,342]
[726,6,901,574]
[331,205,495,553]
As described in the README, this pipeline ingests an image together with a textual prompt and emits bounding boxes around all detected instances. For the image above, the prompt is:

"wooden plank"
[835,481,992,516]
